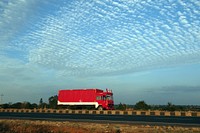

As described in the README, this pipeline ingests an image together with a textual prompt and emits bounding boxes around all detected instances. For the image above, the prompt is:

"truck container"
[57,88,114,110]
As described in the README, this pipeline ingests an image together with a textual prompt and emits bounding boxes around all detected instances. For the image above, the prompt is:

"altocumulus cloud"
[0,0,200,77]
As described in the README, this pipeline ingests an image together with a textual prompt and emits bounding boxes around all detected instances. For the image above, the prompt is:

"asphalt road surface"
[0,112,200,126]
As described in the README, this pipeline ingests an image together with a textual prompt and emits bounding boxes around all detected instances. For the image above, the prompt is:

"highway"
[1,112,200,126]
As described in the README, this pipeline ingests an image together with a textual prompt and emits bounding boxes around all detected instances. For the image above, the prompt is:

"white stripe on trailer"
[57,101,99,108]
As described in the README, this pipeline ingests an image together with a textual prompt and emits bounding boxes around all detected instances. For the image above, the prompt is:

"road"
[0,112,200,126]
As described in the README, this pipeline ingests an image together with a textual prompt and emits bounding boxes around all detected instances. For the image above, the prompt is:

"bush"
[115,103,127,110]
[134,101,150,110]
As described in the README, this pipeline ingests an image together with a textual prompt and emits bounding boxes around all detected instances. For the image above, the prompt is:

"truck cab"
[96,89,114,110]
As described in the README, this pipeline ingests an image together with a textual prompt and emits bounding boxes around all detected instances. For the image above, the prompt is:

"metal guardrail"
[0,109,200,117]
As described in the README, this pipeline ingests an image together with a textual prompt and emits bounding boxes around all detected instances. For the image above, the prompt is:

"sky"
[0,0,200,105]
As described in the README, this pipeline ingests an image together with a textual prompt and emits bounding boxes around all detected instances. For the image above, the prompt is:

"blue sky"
[0,0,200,105]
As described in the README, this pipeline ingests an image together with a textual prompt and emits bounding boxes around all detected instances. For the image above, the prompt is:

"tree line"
[0,95,58,109]
[1,97,200,111]
[115,101,200,111]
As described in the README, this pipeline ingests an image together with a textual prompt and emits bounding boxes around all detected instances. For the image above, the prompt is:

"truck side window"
[103,96,106,100]
[96,96,101,100]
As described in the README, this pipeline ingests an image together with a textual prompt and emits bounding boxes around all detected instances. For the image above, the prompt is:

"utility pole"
[0,94,3,106]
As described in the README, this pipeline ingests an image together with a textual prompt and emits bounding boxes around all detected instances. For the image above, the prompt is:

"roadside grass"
[0,119,200,133]
[0,121,10,133]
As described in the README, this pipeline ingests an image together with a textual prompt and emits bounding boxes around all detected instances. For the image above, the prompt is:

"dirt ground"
[0,119,200,133]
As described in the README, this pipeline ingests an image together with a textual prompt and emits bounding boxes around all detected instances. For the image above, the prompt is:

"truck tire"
[98,106,103,111]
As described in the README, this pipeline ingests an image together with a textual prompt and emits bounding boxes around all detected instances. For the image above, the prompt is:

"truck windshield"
[106,95,113,100]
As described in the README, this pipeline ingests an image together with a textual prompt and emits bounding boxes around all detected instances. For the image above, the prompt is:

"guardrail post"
[185,112,191,116]
[95,110,99,114]
[136,111,141,115]
[197,112,200,117]
[126,111,131,115]
[67,110,72,114]
[74,110,79,114]
[111,110,116,115]
[154,111,160,116]
[89,110,93,114]
[165,111,170,116]
[56,109,59,113]
[119,111,123,115]
[102,110,106,115]
[82,110,86,114]
[175,111,181,116]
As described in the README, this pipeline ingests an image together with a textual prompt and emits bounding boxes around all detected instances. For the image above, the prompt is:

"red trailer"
[57,88,114,110]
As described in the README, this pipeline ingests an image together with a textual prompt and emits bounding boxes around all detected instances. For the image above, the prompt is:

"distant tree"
[39,98,43,105]
[42,103,48,109]
[11,102,22,109]
[31,103,38,109]
[134,101,150,110]
[115,103,127,110]
[2,103,10,109]
[165,102,176,111]
[48,95,58,109]
[39,98,45,108]
[21,102,31,109]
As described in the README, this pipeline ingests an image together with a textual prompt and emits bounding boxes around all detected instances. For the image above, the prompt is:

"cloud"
[0,54,61,102]
[141,85,200,104]
[161,86,200,93]
[0,0,37,46]
[0,0,200,77]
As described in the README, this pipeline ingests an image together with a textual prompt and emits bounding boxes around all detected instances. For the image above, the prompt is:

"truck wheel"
[98,106,103,111]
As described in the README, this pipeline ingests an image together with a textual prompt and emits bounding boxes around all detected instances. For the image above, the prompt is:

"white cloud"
[0,0,200,77]
[1,0,200,104]
[0,0,38,46]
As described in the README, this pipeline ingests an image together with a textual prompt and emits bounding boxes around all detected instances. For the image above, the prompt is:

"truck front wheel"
[97,106,103,111]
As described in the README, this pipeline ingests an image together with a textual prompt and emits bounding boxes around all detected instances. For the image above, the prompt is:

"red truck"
[57,88,114,110]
